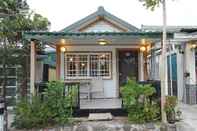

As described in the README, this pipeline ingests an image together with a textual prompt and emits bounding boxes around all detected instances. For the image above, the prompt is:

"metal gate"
[184,84,197,105]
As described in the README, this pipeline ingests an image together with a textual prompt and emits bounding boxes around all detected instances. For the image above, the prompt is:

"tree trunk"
[160,0,167,123]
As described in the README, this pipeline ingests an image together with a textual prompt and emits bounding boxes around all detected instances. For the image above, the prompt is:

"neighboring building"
[174,30,197,104]
[143,26,197,103]
[0,51,56,108]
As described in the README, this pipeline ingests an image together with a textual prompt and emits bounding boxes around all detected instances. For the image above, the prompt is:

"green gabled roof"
[61,6,140,32]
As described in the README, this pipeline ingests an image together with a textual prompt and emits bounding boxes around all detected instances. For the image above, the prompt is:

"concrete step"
[88,113,113,121]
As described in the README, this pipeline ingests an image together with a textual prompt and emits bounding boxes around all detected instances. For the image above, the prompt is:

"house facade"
[24,7,172,110]
[143,26,197,103]
[174,30,197,104]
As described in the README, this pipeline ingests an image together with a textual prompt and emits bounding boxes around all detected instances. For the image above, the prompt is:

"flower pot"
[167,111,176,124]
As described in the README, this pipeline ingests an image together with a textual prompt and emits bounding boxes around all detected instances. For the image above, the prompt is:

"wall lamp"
[59,38,67,52]
[60,46,66,52]
[140,46,146,52]
[190,43,197,50]
[140,39,151,52]
[97,39,109,45]
[140,45,151,52]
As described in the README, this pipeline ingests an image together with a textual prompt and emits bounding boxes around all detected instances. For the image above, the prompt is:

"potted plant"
[164,96,177,123]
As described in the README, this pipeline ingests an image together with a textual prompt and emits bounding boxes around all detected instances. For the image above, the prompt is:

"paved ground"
[8,112,14,129]
[179,103,197,131]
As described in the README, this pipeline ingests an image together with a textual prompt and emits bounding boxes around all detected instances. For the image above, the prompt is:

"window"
[7,68,16,76]
[79,55,88,77]
[66,54,77,77]
[90,54,110,77]
[0,78,16,86]
[65,52,111,79]
[0,68,16,76]
[65,55,88,77]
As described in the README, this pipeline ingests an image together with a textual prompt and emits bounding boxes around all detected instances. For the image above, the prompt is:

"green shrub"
[121,79,160,123]
[12,96,51,129]
[44,81,72,124]
[12,81,73,129]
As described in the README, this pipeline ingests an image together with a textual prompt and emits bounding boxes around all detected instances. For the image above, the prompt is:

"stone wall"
[11,121,162,131]
[14,120,197,131]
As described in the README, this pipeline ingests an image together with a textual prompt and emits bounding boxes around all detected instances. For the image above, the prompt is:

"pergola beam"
[56,45,61,80]
[30,40,36,96]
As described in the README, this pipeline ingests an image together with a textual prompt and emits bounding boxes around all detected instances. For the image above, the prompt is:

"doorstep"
[88,113,113,121]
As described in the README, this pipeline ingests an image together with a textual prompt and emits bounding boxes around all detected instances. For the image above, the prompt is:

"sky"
[26,0,197,31]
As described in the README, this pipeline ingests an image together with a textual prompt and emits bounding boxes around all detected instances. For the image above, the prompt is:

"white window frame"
[64,52,112,80]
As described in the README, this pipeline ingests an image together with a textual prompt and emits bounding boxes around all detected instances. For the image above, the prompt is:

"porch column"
[30,40,36,96]
[60,52,65,80]
[184,43,196,85]
[56,46,61,80]
[138,51,144,81]
[177,50,184,101]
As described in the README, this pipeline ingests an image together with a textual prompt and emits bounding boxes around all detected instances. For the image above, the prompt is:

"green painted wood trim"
[23,31,174,40]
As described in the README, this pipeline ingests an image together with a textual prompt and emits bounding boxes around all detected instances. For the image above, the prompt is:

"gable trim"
[78,17,127,32]
[61,6,139,32]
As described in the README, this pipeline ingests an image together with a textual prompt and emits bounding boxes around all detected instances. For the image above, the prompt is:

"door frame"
[116,49,139,96]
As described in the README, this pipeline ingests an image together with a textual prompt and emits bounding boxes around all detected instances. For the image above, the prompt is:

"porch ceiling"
[23,32,174,46]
